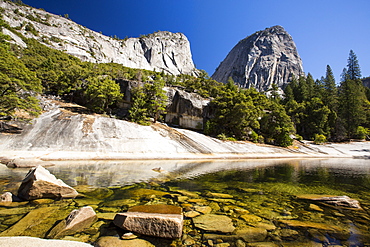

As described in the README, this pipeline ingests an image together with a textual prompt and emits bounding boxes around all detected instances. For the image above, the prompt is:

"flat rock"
[114,204,183,239]
[0,236,93,247]
[96,212,116,220]
[255,222,276,231]
[240,214,262,224]
[194,206,212,214]
[278,219,349,237]
[95,236,154,247]
[204,192,234,199]
[47,206,97,239]
[235,227,268,242]
[17,166,78,200]
[208,198,236,204]
[192,214,235,233]
[175,189,199,198]
[184,210,200,218]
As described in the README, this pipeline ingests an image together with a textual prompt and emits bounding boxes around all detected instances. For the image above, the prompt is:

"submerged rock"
[278,219,349,235]
[192,214,235,233]
[235,227,268,242]
[0,206,71,237]
[296,194,362,209]
[47,206,97,239]
[95,236,154,247]
[17,166,78,200]
[114,204,183,239]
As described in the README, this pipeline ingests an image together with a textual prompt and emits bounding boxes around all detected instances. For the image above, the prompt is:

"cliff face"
[0,1,197,75]
[212,26,304,91]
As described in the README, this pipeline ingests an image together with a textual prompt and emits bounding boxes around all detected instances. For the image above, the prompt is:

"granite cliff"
[0,0,197,75]
[212,26,304,92]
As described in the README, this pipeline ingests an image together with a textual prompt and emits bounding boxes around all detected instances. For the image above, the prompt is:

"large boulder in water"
[17,166,78,200]
[47,206,97,239]
[114,204,183,239]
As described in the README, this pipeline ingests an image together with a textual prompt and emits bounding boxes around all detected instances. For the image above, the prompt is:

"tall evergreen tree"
[322,65,337,109]
[306,73,315,100]
[338,51,367,138]
[346,50,361,80]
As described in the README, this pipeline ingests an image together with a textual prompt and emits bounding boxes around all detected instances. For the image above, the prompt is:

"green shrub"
[295,134,303,141]
[314,134,327,144]
[249,130,259,143]
[25,22,38,36]
[355,126,369,140]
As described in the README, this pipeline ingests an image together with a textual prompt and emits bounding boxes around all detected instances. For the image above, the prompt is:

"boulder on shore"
[113,204,183,239]
[17,165,78,200]
[47,206,97,239]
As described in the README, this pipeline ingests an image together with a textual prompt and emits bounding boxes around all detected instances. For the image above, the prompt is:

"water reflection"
[1,158,370,190]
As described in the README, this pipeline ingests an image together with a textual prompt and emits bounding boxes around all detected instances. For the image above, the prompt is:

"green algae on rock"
[0,206,71,238]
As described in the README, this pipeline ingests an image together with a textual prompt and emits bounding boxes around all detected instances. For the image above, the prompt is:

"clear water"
[1,158,370,246]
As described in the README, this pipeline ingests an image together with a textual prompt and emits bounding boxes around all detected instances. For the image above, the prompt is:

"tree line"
[1,14,369,146]
[283,50,369,142]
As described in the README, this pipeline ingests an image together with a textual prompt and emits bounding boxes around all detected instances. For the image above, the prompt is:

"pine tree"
[346,50,361,80]
[306,73,315,99]
[338,51,367,138]
[322,65,337,110]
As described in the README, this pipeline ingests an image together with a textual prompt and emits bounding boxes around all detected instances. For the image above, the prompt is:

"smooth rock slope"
[0,101,367,160]
[212,25,304,91]
[0,102,302,160]
[0,0,197,76]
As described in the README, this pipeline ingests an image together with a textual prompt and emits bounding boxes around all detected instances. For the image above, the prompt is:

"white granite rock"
[47,206,97,239]
[114,205,183,239]
[17,165,78,200]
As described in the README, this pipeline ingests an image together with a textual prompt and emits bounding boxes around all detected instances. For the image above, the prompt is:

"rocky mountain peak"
[212,25,304,91]
[0,0,197,76]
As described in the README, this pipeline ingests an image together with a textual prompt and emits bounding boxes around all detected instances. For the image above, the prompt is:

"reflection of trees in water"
[252,163,296,183]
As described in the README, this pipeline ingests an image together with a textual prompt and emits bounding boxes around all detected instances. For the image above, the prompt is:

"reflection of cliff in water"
[1,158,370,189]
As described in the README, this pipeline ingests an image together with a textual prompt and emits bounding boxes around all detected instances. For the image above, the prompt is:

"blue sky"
[22,0,370,82]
